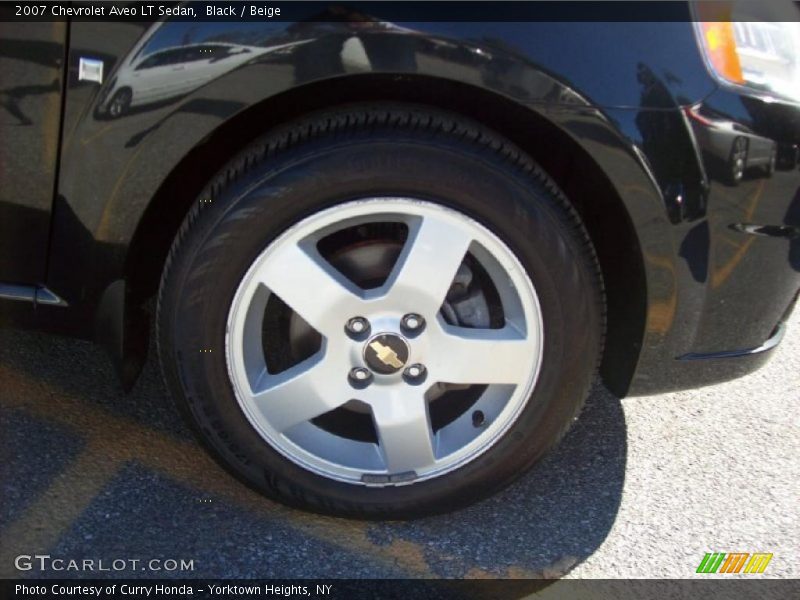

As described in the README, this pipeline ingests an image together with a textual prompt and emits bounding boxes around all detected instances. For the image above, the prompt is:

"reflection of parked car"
[99,42,282,117]
[686,105,777,185]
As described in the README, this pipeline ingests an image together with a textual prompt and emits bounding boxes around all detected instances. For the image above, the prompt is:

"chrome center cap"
[364,333,410,374]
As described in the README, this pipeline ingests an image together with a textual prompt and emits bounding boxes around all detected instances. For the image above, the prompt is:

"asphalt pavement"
[0,309,797,582]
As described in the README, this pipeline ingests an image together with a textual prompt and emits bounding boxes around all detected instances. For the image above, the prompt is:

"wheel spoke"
[251,359,348,433]
[383,215,473,315]
[371,391,436,474]
[430,325,537,385]
[254,241,363,337]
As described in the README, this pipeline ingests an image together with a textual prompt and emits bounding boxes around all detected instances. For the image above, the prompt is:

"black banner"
[3,579,800,600]
[2,1,800,23]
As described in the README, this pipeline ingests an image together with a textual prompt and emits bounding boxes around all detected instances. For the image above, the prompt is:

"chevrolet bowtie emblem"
[369,341,405,369]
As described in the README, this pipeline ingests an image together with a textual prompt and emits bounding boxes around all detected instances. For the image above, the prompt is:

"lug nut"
[403,363,427,383]
[349,367,373,387]
[401,313,425,332]
[350,367,371,380]
[345,316,370,337]
[406,365,423,377]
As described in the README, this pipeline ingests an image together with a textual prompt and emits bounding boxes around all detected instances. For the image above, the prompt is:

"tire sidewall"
[160,128,601,517]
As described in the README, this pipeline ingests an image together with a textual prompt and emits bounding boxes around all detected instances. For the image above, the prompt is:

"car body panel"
[0,21,66,285]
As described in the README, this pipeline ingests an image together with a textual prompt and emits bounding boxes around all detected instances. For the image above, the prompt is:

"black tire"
[107,87,132,118]
[157,105,605,519]
[766,148,777,177]
[729,136,747,186]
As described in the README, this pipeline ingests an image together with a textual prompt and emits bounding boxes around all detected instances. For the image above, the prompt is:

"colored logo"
[364,334,409,374]
[696,552,773,574]
[369,341,405,369]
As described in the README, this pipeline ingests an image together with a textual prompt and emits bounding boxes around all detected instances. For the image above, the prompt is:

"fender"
[46,18,716,389]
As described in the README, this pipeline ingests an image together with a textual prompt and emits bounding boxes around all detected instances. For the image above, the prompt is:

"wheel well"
[125,74,646,396]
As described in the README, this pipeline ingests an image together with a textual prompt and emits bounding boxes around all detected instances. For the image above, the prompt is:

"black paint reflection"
[635,63,708,223]
[0,77,59,126]
[787,188,800,272]
[96,21,309,119]
[0,23,66,283]
[91,14,594,127]
[679,221,711,283]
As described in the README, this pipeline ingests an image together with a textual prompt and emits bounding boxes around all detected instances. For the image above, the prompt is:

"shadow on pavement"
[0,327,626,579]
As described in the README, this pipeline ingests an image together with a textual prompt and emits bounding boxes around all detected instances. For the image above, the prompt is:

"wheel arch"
[123,74,654,396]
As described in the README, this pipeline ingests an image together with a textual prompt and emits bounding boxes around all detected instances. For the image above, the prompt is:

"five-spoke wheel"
[226,199,543,484]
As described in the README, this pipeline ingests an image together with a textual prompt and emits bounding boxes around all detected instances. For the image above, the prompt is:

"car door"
[0,20,66,285]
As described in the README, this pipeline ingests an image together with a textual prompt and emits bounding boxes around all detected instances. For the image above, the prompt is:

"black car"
[1,3,799,518]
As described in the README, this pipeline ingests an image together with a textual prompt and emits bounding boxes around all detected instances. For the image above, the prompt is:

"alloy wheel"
[225,198,544,485]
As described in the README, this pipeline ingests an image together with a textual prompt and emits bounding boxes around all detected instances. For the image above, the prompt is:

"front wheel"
[157,106,605,518]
